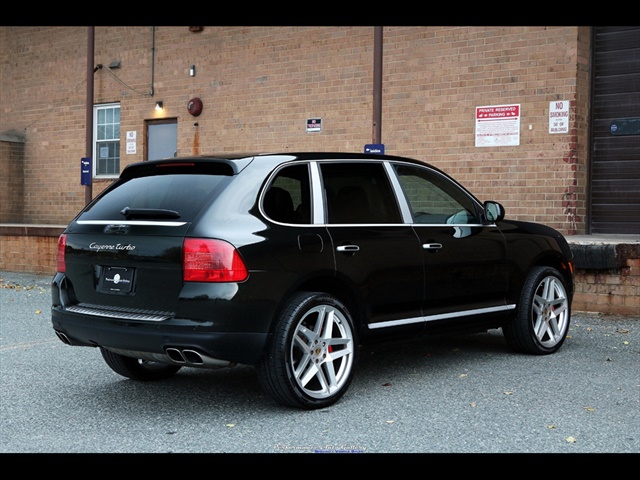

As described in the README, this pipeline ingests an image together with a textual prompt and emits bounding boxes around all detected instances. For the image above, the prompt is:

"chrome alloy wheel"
[531,275,570,348]
[290,304,355,399]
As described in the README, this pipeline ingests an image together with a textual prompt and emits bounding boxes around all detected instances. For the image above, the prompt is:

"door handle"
[337,245,360,253]
[422,243,443,251]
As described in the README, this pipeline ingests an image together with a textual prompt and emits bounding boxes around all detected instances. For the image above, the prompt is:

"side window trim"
[309,161,324,224]
[384,162,413,223]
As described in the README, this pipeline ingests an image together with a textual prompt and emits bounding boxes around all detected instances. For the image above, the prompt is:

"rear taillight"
[183,238,248,282]
[56,234,67,273]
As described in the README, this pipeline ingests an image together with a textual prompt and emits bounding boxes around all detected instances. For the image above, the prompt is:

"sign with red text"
[475,104,520,147]
[549,101,569,134]
[306,118,322,133]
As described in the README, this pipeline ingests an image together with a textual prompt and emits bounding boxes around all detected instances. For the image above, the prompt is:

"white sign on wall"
[475,104,521,147]
[126,131,137,154]
[549,101,569,134]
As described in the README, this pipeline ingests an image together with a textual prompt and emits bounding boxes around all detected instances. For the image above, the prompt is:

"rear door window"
[320,162,402,224]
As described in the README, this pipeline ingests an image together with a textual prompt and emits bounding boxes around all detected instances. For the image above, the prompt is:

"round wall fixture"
[187,97,203,116]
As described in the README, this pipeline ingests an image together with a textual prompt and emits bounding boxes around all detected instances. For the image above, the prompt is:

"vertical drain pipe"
[372,26,383,145]
[85,27,95,205]
[150,26,155,96]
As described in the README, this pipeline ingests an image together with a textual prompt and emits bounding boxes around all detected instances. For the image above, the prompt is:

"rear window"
[80,174,228,222]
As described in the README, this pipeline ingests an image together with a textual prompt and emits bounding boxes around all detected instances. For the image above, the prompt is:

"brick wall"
[0,137,25,222]
[381,27,591,235]
[573,260,640,315]
[0,226,64,275]
[0,26,591,236]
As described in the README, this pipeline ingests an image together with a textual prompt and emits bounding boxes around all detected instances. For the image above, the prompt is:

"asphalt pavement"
[1,270,638,455]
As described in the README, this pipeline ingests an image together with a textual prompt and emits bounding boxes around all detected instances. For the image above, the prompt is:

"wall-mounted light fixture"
[190,65,196,77]
[108,60,121,69]
[155,101,164,111]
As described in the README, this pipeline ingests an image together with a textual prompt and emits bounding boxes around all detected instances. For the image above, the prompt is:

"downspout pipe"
[372,26,383,144]
[85,26,94,205]
[150,26,155,96]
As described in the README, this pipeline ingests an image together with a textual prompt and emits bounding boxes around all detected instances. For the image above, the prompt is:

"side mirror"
[484,201,505,223]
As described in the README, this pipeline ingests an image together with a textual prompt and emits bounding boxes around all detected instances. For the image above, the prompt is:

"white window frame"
[93,103,121,178]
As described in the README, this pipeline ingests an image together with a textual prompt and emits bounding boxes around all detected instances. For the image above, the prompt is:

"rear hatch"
[59,159,239,314]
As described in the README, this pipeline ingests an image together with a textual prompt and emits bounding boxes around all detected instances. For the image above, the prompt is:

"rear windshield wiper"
[120,206,181,220]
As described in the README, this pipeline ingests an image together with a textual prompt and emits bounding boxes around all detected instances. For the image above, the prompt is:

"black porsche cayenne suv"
[51,152,574,409]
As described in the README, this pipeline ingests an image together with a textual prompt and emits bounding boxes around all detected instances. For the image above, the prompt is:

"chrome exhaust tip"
[182,349,205,365]
[55,330,72,345]
[165,347,186,363]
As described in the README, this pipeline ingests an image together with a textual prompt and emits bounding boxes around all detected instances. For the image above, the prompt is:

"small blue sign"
[364,144,385,154]
[81,157,92,186]
[610,118,640,136]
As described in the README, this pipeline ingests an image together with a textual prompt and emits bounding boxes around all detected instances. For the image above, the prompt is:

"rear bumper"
[51,307,269,366]
[51,271,276,366]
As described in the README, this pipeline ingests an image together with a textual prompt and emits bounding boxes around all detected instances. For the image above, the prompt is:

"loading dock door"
[589,26,640,235]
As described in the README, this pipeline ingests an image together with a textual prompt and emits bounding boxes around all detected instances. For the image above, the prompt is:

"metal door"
[589,26,640,234]
[147,119,177,160]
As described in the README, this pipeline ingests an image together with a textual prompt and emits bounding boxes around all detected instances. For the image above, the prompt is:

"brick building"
[1,26,638,314]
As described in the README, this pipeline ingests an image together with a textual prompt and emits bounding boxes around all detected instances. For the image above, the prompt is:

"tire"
[100,347,182,381]
[257,292,358,409]
[503,266,571,355]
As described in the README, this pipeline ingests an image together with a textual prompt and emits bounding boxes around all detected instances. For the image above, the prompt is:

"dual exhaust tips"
[165,347,234,368]
[166,347,206,365]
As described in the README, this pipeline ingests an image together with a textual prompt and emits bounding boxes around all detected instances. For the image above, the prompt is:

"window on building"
[94,103,121,177]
